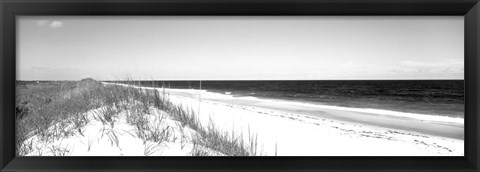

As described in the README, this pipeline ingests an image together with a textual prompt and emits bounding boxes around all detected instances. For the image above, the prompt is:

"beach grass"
[16,78,260,156]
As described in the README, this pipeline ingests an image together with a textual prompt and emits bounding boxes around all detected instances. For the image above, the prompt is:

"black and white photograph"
[15,16,464,156]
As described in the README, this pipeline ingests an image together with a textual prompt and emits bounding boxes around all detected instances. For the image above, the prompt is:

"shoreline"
[204,89,465,118]
[126,84,463,123]
[166,90,464,156]
[104,82,464,156]
[109,83,464,139]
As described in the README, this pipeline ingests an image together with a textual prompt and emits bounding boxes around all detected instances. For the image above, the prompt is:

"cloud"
[389,58,464,78]
[36,20,64,29]
[400,59,463,71]
[49,21,63,28]
[305,59,463,79]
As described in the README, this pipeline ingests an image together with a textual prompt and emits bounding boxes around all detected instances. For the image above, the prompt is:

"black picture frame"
[1,0,479,171]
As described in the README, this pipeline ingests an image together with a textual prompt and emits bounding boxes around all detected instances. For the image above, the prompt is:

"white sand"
[105,83,464,156]
[23,83,464,156]
[24,104,210,156]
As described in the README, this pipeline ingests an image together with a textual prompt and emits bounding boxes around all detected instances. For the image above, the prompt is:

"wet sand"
[167,89,464,140]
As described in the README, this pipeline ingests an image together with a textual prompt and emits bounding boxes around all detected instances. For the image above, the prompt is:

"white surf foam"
[104,82,464,125]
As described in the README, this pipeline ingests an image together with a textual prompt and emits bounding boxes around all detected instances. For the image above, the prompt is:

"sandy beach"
[20,82,464,156]
[16,16,465,157]
[100,83,464,156]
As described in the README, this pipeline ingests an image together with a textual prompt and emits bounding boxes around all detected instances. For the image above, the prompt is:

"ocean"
[108,80,465,118]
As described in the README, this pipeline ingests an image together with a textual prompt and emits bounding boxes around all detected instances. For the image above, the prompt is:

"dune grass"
[16,79,103,155]
[114,82,261,156]
[16,78,261,156]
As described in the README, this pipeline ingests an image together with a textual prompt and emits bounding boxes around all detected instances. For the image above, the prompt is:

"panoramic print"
[16,16,464,156]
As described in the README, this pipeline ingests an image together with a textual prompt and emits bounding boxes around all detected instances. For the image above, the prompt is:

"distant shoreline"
[107,82,464,140]
[100,80,464,118]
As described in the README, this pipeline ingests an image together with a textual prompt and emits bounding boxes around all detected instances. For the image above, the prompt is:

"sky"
[17,16,464,80]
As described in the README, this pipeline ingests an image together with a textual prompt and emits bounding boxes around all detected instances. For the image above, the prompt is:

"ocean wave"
[200,89,465,125]
[105,82,464,125]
